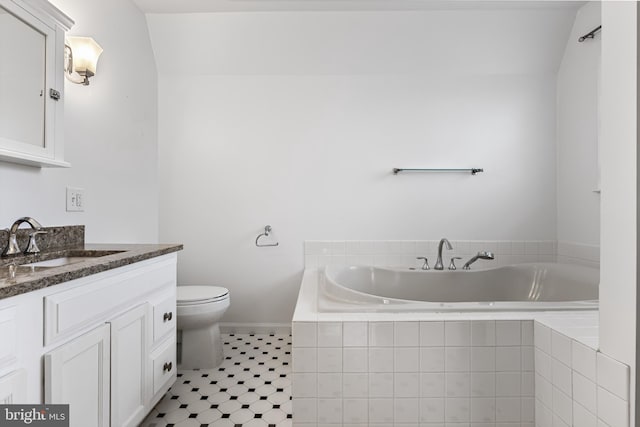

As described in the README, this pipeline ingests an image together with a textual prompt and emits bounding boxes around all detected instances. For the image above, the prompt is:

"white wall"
[0,0,159,244]
[599,1,637,423]
[150,9,576,323]
[556,2,601,248]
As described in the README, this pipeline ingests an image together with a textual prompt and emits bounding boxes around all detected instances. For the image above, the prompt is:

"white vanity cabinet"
[0,252,178,427]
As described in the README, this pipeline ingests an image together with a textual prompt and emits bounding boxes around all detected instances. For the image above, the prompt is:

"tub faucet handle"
[416,257,430,270]
[448,257,462,270]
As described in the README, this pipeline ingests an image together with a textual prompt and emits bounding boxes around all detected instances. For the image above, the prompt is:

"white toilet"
[177,285,230,369]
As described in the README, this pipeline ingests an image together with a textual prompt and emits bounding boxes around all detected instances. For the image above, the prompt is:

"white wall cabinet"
[44,324,111,427]
[0,0,73,167]
[0,253,177,427]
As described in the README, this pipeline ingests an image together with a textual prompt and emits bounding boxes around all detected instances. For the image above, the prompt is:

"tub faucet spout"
[462,251,495,270]
[434,238,453,270]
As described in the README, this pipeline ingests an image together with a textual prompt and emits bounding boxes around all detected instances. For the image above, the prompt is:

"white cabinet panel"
[0,369,27,403]
[0,306,17,373]
[44,324,110,427]
[109,304,150,427]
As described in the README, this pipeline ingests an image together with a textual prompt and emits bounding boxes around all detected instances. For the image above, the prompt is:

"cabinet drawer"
[44,257,176,345]
[151,337,176,396]
[152,291,176,344]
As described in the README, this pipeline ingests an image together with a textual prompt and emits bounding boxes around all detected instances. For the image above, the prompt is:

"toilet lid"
[177,285,229,304]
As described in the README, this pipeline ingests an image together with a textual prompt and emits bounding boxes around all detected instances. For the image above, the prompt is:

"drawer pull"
[163,362,173,372]
[163,312,173,322]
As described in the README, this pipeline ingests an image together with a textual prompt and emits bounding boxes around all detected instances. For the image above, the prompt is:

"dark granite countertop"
[0,243,183,300]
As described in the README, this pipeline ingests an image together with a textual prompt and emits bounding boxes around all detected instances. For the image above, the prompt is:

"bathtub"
[319,263,598,312]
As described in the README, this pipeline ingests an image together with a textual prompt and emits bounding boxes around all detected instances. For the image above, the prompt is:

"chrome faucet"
[2,217,44,256]
[434,238,453,270]
[448,257,462,270]
[416,257,430,270]
[462,251,495,270]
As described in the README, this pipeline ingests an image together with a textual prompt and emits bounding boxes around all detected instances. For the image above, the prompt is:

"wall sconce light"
[64,36,103,86]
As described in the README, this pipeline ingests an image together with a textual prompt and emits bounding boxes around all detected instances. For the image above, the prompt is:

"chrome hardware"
[25,230,48,255]
[163,312,173,322]
[255,225,279,247]
[416,257,430,270]
[448,257,462,270]
[462,251,495,270]
[163,362,173,372]
[393,168,484,175]
[578,25,601,43]
[49,88,61,100]
[434,238,453,270]
[2,217,43,256]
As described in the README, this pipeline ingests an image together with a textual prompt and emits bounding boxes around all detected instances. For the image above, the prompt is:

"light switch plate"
[66,187,84,212]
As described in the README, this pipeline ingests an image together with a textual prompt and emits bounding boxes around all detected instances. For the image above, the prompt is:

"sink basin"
[0,250,125,281]
[22,250,125,268]
[24,257,92,268]
[0,250,124,280]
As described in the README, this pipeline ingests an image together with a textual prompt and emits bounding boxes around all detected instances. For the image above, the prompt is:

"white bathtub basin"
[319,263,598,312]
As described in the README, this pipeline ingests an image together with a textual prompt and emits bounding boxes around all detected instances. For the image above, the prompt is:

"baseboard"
[220,322,291,335]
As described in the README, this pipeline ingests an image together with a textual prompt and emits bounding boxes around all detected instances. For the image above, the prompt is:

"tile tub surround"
[304,240,558,269]
[291,316,629,427]
[533,322,630,427]
[291,269,628,427]
[292,320,536,426]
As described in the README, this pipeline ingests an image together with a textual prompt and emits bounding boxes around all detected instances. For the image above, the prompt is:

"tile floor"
[141,333,293,427]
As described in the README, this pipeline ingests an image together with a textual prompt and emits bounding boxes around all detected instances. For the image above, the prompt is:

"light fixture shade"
[66,36,103,77]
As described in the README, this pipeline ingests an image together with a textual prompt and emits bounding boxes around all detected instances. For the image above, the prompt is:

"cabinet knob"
[163,362,173,372]
[163,312,173,322]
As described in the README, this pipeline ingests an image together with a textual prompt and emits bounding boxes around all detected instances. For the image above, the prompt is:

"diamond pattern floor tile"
[140,333,292,427]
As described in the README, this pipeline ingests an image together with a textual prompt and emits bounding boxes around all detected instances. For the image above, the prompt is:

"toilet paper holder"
[255,225,279,247]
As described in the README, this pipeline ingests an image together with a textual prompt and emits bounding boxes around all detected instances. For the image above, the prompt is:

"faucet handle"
[448,257,462,270]
[416,257,430,270]
[25,230,47,254]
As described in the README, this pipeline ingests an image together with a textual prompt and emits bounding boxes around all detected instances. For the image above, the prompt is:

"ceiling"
[132,0,585,14]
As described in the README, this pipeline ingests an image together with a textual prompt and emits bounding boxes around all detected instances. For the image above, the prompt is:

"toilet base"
[180,323,224,369]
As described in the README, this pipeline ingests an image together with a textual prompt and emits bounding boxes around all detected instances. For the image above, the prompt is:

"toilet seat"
[178,285,229,305]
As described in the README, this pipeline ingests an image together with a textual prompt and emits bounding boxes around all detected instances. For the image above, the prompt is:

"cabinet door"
[109,304,150,427]
[0,370,27,403]
[45,324,110,427]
